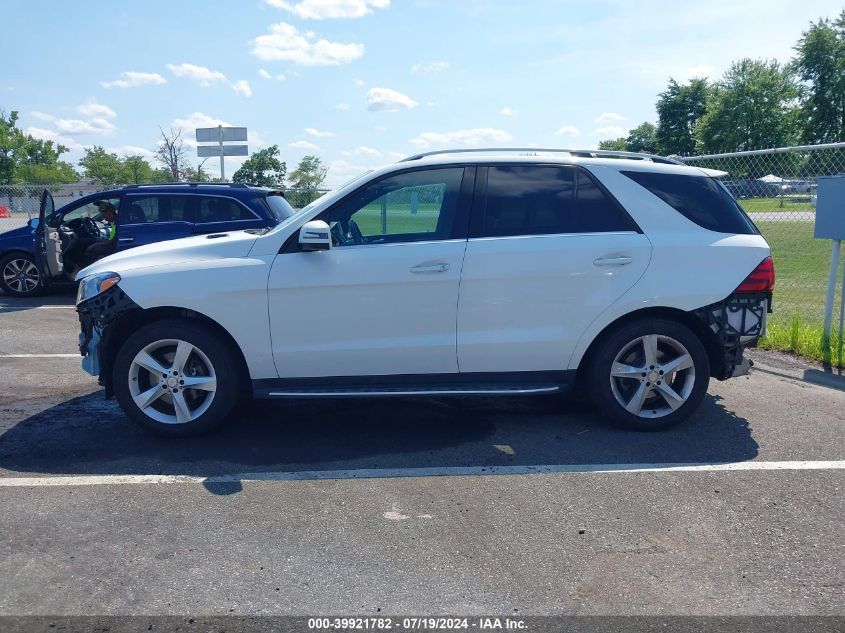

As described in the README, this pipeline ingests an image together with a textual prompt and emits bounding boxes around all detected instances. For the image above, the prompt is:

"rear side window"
[482,165,635,237]
[196,196,256,224]
[621,171,758,235]
[123,196,192,224]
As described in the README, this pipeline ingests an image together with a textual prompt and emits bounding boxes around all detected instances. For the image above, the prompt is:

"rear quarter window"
[621,170,758,235]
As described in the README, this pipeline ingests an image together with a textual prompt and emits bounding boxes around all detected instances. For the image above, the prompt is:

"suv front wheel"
[113,319,240,436]
[588,318,710,431]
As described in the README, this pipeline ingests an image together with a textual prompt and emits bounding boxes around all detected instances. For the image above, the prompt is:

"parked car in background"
[0,184,293,297]
[76,148,774,436]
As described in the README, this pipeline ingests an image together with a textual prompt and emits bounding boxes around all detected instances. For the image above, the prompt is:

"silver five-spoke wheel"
[128,339,217,425]
[2,257,40,294]
[609,334,696,419]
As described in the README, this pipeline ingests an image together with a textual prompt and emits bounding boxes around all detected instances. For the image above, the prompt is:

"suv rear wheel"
[1,253,43,297]
[588,318,710,431]
[113,319,240,436]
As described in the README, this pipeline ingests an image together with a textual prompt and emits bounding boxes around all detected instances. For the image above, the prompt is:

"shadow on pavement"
[0,285,76,311]
[0,390,759,495]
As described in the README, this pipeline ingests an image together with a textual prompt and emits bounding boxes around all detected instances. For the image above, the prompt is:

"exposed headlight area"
[76,272,121,305]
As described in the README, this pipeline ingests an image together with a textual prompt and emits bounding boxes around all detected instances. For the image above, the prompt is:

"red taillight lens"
[735,256,775,293]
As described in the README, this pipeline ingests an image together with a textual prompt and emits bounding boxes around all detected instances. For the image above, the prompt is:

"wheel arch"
[102,305,252,398]
[575,306,723,383]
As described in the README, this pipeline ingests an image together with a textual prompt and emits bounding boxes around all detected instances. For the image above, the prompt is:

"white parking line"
[0,354,79,358]
[0,305,75,311]
[0,460,842,487]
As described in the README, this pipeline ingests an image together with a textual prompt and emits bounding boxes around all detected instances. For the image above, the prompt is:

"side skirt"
[252,371,575,399]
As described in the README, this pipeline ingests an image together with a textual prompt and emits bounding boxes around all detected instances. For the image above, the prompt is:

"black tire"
[0,252,44,297]
[113,319,241,437]
[587,318,710,431]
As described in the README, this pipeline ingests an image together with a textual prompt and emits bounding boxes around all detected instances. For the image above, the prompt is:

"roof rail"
[123,182,251,189]
[398,148,684,165]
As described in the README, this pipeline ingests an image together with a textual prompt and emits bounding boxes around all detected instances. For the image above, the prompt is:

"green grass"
[755,220,843,367]
[352,203,442,236]
[739,197,814,213]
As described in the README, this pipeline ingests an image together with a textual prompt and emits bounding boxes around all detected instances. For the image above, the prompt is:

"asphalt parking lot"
[0,287,842,618]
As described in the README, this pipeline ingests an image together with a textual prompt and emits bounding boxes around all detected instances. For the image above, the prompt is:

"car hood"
[76,230,260,280]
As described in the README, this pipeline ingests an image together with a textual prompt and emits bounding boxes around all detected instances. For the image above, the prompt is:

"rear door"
[457,164,652,373]
[34,189,62,283]
[117,194,195,249]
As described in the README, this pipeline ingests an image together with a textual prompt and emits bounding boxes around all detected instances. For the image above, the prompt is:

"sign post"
[195,126,248,182]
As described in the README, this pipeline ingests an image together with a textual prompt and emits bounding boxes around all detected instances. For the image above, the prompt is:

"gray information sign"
[195,127,247,143]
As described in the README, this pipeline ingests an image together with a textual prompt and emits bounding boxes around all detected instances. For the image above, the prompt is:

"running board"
[264,385,561,398]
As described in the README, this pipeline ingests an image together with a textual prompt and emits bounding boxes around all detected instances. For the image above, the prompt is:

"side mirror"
[27,218,40,229]
[299,220,332,252]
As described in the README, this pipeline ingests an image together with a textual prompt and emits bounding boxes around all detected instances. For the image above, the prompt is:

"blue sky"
[2,0,841,185]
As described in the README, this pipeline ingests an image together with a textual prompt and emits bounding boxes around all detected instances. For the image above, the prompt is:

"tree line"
[0,115,328,191]
[599,10,845,155]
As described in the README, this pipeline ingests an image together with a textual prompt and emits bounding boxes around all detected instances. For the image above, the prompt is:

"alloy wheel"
[609,334,696,418]
[2,258,40,294]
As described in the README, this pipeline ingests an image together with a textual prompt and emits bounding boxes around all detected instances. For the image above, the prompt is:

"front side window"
[60,197,121,224]
[481,166,634,237]
[196,196,256,224]
[321,168,464,246]
[122,196,192,224]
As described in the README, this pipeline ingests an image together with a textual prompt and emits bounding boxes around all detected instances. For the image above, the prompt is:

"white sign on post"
[195,125,248,181]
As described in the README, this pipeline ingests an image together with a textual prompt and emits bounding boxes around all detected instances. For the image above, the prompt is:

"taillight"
[735,256,775,293]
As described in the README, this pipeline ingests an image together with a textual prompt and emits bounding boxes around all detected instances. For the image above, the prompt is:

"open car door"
[33,189,63,285]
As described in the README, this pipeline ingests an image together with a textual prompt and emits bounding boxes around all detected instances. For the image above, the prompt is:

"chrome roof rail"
[398,147,684,165]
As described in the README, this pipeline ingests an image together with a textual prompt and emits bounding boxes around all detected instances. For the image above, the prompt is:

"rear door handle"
[410,263,450,273]
[593,256,632,266]
[118,237,134,243]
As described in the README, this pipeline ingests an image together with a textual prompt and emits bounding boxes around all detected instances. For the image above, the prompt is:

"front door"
[457,165,652,373]
[34,189,62,283]
[268,166,473,378]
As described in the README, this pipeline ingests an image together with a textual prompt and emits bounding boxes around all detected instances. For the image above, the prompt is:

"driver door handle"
[410,263,449,273]
[118,237,134,243]
[593,256,632,266]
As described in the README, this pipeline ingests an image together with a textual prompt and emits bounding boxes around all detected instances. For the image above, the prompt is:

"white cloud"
[24,127,83,151]
[388,151,405,160]
[335,103,351,110]
[76,101,117,119]
[375,125,387,132]
[326,159,372,186]
[366,87,418,112]
[354,78,365,86]
[595,112,627,124]
[251,23,364,66]
[343,146,382,157]
[101,71,166,89]
[592,126,627,137]
[554,125,581,137]
[107,145,156,160]
[166,63,227,86]
[259,69,273,79]
[288,140,319,150]
[231,80,253,97]
[409,128,513,149]
[304,127,334,137]
[264,0,390,20]
[411,61,450,74]
[499,106,515,117]
[46,116,115,136]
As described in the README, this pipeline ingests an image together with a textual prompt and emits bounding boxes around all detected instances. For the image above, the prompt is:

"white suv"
[75,149,774,436]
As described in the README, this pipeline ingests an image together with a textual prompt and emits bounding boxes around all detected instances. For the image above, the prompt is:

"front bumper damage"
[693,291,772,380]
[77,285,140,397]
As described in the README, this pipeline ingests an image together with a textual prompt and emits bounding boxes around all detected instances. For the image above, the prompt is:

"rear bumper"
[693,291,771,380]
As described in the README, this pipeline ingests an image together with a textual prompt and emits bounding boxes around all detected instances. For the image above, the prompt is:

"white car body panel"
[268,240,467,377]
[457,231,652,372]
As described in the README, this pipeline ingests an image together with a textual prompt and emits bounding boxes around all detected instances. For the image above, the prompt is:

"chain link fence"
[681,143,845,365]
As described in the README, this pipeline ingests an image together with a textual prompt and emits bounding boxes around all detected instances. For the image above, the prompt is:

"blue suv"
[0,183,293,297]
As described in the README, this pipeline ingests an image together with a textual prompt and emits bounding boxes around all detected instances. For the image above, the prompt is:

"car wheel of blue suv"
[0,253,43,298]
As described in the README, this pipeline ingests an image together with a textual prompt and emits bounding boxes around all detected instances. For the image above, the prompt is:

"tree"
[655,78,710,155]
[792,10,845,143]
[597,138,627,151]
[0,109,78,184]
[232,145,286,187]
[122,154,155,184]
[626,122,659,153]
[288,155,327,194]
[80,146,125,185]
[696,59,799,153]
[155,127,189,181]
